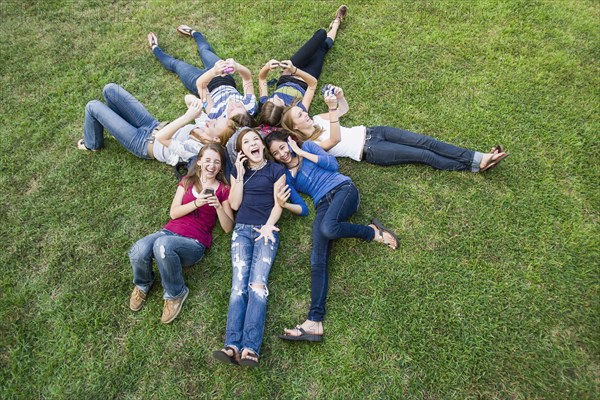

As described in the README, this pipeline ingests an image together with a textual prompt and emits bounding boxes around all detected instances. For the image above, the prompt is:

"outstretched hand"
[185,98,203,119]
[279,60,296,74]
[254,225,280,244]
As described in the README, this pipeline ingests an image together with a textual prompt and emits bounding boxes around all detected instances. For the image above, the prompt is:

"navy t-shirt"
[231,161,285,225]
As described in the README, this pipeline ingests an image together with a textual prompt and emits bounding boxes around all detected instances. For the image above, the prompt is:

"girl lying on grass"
[148,26,257,127]
[128,144,234,324]
[265,130,398,342]
[256,5,348,128]
[280,85,509,172]
[77,83,236,166]
[213,128,307,367]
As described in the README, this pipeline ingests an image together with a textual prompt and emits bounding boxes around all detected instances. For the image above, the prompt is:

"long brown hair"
[257,101,284,126]
[280,100,323,143]
[183,144,228,192]
[235,127,272,161]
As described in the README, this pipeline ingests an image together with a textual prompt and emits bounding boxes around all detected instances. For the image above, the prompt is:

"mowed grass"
[1,1,598,399]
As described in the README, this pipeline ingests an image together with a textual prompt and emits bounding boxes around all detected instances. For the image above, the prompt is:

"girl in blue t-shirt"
[265,130,399,342]
[256,5,348,127]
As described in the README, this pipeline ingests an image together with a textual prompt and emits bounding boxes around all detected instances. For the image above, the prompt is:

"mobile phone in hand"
[204,188,215,196]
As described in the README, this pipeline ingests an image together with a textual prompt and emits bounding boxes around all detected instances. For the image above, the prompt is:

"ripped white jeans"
[224,223,280,356]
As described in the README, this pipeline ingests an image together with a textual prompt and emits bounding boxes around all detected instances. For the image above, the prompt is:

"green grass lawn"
[1,1,598,398]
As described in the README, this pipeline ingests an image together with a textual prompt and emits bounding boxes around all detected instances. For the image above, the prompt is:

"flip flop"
[490,145,504,154]
[481,152,510,172]
[212,346,239,365]
[329,5,348,29]
[239,350,259,367]
[76,139,98,152]
[278,326,323,342]
[147,32,158,50]
[176,25,195,37]
[371,218,400,250]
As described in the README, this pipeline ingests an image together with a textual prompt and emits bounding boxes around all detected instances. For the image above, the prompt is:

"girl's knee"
[85,99,102,114]
[103,83,119,98]
[153,237,172,259]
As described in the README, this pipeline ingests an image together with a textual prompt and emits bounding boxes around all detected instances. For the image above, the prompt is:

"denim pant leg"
[225,225,253,352]
[290,29,333,80]
[308,208,333,322]
[319,183,374,241]
[364,126,481,171]
[192,31,221,69]
[307,183,374,322]
[152,46,205,95]
[83,100,151,158]
[103,83,158,130]
[153,232,206,300]
[241,228,279,355]
[130,230,166,293]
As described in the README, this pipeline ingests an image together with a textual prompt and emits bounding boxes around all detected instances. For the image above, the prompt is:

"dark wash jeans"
[308,182,375,322]
[152,31,222,96]
[363,126,483,171]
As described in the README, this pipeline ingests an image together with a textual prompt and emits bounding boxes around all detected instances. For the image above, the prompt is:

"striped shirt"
[208,85,257,119]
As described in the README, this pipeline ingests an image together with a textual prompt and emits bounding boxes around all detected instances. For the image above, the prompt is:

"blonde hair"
[280,101,323,144]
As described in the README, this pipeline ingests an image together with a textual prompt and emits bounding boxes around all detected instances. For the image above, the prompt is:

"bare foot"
[176,24,196,37]
[283,320,323,337]
[480,151,509,171]
[369,222,399,250]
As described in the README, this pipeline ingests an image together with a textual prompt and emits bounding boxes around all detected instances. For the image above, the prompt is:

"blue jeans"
[152,31,221,96]
[83,83,158,157]
[289,29,334,80]
[225,224,280,355]
[363,126,483,171]
[308,182,375,322]
[129,229,206,300]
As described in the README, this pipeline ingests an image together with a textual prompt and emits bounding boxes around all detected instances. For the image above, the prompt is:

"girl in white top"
[78,84,236,166]
[280,85,509,172]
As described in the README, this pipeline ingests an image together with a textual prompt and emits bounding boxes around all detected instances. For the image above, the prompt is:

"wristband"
[329,107,338,112]
[330,120,339,123]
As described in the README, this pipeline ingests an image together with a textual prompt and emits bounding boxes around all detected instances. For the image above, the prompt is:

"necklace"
[249,159,267,170]
[244,160,268,185]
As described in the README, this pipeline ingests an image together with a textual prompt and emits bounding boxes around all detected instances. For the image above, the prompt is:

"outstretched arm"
[279,60,318,111]
[258,59,280,99]
[156,97,203,148]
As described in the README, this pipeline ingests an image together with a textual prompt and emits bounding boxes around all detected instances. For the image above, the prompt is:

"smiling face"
[289,106,313,130]
[196,148,222,179]
[193,117,230,143]
[269,140,294,165]
[239,130,265,166]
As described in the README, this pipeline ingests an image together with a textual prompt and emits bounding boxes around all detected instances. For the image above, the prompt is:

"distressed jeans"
[129,229,206,300]
[225,224,280,355]
[83,83,158,156]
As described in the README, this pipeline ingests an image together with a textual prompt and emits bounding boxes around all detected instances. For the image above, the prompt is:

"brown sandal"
[212,346,239,365]
[239,350,259,367]
[329,5,348,29]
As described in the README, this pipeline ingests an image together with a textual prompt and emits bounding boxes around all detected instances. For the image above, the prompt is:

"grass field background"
[1,1,598,398]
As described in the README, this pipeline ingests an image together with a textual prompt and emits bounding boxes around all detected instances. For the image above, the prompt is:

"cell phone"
[203,188,214,196]
[223,66,234,74]
[321,84,335,97]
